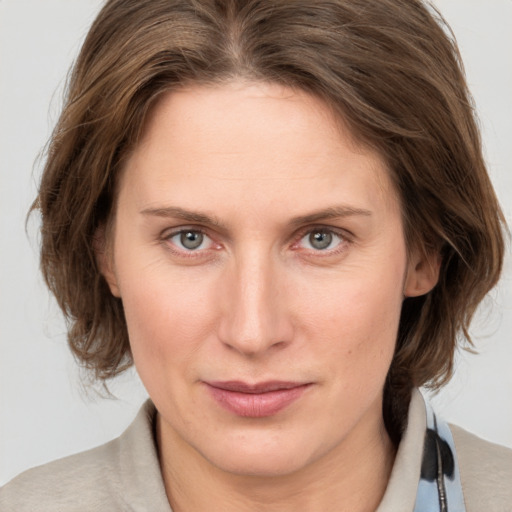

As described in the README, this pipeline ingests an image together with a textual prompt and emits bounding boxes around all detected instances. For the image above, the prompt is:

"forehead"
[139,81,363,162]
[119,81,399,220]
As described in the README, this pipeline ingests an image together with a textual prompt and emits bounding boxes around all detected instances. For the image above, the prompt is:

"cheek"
[295,262,405,382]
[116,261,218,378]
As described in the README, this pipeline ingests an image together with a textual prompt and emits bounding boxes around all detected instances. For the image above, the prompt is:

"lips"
[204,380,311,417]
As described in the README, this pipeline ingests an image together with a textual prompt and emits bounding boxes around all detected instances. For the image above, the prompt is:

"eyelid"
[290,225,353,253]
[161,226,220,256]
[159,224,353,257]
[162,225,206,240]
[293,224,353,241]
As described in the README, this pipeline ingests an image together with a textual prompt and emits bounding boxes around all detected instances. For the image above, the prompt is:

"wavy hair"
[33,0,506,440]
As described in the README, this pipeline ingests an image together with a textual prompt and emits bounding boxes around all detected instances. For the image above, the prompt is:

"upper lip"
[205,380,310,394]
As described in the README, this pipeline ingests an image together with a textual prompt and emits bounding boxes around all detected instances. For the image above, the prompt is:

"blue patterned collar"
[413,395,466,512]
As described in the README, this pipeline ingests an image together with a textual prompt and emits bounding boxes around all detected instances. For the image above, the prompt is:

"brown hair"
[34,0,505,439]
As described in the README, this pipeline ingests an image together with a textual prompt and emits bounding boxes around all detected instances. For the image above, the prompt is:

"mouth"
[204,380,312,417]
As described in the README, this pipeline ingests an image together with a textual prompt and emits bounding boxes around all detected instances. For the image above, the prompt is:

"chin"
[208,449,312,478]
[194,429,326,478]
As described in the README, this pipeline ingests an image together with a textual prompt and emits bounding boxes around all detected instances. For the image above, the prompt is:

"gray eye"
[180,231,204,250]
[309,230,333,250]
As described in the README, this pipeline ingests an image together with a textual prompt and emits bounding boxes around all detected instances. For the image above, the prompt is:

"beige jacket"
[1,391,511,511]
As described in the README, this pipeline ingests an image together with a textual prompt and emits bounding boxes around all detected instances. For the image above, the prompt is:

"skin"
[99,81,439,512]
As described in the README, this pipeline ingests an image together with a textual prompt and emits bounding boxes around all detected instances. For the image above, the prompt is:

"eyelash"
[291,226,351,257]
[161,228,219,259]
[160,225,352,259]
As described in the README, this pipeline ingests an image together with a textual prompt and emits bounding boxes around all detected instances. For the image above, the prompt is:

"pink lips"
[204,380,311,417]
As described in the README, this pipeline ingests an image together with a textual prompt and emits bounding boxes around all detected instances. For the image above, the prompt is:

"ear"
[93,225,121,298]
[403,248,441,298]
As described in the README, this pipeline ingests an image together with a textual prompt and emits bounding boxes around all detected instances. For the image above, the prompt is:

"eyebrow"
[140,205,372,229]
[288,206,372,227]
[140,206,226,229]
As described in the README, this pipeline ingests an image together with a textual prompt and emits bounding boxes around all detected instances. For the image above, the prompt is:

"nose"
[217,247,293,356]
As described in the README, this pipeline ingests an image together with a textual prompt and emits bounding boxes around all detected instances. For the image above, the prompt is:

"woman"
[1,0,510,510]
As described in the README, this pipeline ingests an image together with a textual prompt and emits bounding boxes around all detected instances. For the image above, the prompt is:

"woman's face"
[102,82,434,477]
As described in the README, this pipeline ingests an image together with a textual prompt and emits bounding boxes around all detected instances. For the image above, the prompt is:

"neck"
[156,405,396,512]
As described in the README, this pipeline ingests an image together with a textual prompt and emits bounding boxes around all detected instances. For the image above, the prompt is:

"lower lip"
[205,384,311,418]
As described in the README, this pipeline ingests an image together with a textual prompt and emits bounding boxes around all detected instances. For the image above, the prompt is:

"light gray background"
[1,0,511,486]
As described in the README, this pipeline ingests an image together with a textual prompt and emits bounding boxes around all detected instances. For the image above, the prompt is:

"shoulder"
[450,424,512,512]
[0,435,126,512]
[0,400,168,512]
